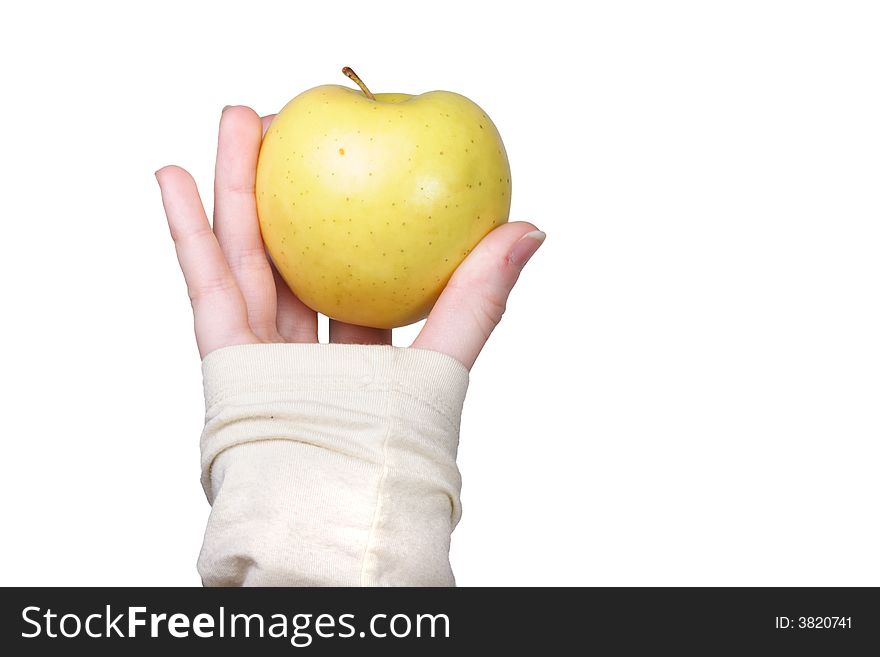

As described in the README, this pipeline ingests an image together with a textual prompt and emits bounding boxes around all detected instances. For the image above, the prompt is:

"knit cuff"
[198,343,470,501]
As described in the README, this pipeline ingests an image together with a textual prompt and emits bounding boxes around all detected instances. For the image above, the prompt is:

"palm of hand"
[157,106,543,370]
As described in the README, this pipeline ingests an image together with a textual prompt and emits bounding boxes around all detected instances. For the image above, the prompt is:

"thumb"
[411,221,546,370]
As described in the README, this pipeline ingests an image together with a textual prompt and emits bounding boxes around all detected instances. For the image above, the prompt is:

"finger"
[213,105,279,341]
[329,320,392,345]
[271,263,319,343]
[411,222,545,370]
[261,113,276,137]
[156,165,257,358]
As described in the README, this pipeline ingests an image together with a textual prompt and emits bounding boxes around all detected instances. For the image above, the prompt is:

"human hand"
[156,106,544,369]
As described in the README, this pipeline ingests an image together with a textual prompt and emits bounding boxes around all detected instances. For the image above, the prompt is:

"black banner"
[1,587,876,654]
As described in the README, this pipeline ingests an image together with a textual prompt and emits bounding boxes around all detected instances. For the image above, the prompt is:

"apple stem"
[342,66,376,101]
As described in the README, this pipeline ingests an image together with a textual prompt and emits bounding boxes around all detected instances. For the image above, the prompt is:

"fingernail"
[508,230,546,267]
[222,105,233,113]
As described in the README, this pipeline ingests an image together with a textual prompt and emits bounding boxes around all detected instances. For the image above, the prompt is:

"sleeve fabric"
[196,343,470,587]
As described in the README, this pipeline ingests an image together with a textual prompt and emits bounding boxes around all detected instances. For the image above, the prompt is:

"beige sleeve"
[195,343,469,587]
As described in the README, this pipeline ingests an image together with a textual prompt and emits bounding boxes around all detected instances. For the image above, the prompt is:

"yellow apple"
[255,68,511,328]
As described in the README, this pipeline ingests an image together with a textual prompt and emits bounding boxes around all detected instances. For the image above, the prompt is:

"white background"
[1,0,878,586]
